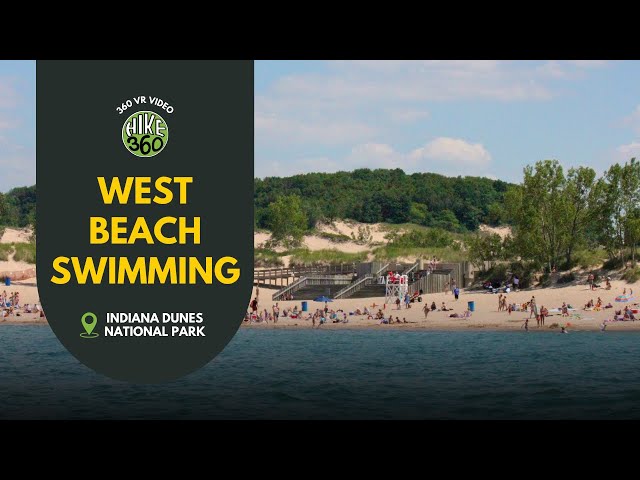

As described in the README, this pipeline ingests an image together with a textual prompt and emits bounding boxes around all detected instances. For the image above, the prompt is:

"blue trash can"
[4,277,10,286]
[467,301,475,312]
[301,301,308,312]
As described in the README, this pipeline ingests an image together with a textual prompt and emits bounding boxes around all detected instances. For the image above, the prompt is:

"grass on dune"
[0,244,13,261]
[373,245,468,263]
[288,248,367,266]
[12,242,36,264]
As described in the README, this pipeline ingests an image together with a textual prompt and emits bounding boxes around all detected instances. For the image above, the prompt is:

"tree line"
[469,158,640,272]
[0,185,36,231]
[255,168,510,234]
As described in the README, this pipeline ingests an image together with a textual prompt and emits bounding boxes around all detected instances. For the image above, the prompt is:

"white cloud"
[0,79,19,109]
[255,138,494,179]
[255,112,375,146]
[616,141,640,160]
[389,109,429,123]
[346,143,403,169]
[410,137,492,167]
[567,60,607,68]
[537,61,569,79]
[255,60,607,178]
[623,105,640,135]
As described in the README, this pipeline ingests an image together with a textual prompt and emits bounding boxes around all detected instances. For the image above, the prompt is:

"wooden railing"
[254,264,356,287]
[271,275,352,301]
[333,274,373,299]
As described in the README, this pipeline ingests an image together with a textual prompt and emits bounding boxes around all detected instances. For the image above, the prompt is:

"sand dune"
[255,221,391,253]
[479,224,512,239]
[1,227,33,244]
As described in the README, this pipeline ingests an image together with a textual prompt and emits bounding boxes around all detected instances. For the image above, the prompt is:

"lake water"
[1,326,639,419]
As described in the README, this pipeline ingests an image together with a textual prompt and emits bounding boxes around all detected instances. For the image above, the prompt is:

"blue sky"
[1,61,639,191]
[255,60,640,182]
[0,60,35,191]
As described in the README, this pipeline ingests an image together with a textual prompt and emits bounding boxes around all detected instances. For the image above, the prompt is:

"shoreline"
[240,321,640,333]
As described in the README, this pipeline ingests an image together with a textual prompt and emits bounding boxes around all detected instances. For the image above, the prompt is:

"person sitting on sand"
[441,302,451,312]
[604,302,613,309]
[395,316,402,324]
[388,315,394,324]
[355,308,363,315]
[364,307,370,316]
[431,301,437,311]
[584,299,594,310]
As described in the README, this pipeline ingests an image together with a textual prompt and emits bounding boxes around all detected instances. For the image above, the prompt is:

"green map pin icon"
[81,312,98,337]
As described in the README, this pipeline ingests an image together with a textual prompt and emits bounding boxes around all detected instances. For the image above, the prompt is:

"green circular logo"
[122,110,169,157]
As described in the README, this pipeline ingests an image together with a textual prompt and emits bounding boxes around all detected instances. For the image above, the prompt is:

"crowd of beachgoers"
[245,274,640,332]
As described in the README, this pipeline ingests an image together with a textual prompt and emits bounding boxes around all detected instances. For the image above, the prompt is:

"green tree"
[593,159,640,264]
[507,160,569,271]
[625,213,640,264]
[563,166,597,267]
[266,194,308,246]
[467,232,507,270]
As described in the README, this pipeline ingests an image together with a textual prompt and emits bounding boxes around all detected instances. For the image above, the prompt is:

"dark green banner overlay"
[36,61,254,383]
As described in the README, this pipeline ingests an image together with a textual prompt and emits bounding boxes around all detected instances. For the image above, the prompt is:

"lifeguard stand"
[385,274,409,305]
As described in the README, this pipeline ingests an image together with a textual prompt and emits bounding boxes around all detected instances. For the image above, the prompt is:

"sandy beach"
[0,228,44,325]
[245,279,640,332]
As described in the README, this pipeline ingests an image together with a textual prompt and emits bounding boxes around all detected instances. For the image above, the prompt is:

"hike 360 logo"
[118,96,173,157]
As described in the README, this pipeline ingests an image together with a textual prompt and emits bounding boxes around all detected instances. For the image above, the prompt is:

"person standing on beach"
[513,275,519,291]
[423,303,430,319]
[498,293,503,312]
[250,297,258,315]
[451,279,457,295]
[539,306,548,326]
[444,281,450,295]
[396,297,401,310]
[273,303,279,324]
[529,296,537,319]
[404,292,411,309]
[454,286,460,301]
[522,318,529,331]
[588,273,594,291]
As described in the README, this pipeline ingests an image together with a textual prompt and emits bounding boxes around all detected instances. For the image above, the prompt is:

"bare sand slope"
[1,227,33,244]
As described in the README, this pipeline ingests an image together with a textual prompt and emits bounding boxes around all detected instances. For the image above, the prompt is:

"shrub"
[556,272,576,284]
[288,249,367,266]
[603,257,623,270]
[539,272,552,287]
[316,231,352,244]
[622,267,640,284]
[0,244,13,261]
[254,248,284,268]
[12,243,36,264]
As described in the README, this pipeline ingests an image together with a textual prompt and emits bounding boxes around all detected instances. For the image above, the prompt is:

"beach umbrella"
[615,294,634,302]
[314,296,333,302]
